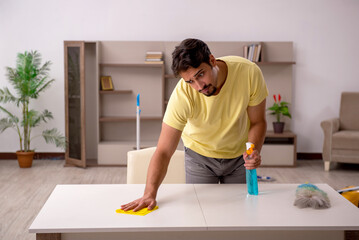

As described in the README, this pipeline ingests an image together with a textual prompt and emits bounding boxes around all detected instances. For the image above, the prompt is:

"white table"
[29,184,359,240]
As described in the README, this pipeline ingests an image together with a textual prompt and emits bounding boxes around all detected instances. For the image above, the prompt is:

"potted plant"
[267,94,292,133]
[0,50,66,168]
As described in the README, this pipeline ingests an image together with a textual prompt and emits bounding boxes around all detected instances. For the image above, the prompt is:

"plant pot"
[273,122,285,134]
[16,151,35,168]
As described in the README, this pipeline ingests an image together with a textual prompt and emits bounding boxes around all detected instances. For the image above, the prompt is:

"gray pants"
[184,147,246,184]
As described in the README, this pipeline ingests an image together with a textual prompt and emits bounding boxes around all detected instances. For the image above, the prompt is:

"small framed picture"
[100,76,114,91]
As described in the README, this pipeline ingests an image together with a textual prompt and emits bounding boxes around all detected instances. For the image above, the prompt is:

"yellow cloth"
[116,206,159,216]
[163,56,268,158]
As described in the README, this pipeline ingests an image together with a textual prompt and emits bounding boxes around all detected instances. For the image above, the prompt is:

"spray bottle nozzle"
[246,143,255,156]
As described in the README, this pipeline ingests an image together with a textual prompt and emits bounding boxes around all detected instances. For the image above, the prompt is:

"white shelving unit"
[64,41,295,167]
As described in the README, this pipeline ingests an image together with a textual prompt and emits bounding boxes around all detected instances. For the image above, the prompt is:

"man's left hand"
[243,149,261,170]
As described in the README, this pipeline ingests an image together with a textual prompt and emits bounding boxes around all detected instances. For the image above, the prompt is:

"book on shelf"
[253,45,258,62]
[243,43,262,62]
[145,58,163,62]
[146,56,163,59]
[146,51,163,55]
[255,44,262,62]
[244,45,248,59]
[145,51,163,63]
[144,60,164,64]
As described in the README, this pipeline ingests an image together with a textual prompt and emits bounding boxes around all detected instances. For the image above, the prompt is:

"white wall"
[0,0,358,153]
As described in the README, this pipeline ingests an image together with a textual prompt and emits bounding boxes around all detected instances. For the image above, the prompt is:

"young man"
[121,38,268,211]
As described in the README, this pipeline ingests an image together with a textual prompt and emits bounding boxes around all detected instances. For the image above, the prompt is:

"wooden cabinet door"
[64,41,86,168]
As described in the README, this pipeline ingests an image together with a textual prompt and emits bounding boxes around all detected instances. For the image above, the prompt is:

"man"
[121,38,268,212]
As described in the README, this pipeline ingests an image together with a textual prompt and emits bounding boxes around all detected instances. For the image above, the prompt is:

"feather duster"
[294,183,331,209]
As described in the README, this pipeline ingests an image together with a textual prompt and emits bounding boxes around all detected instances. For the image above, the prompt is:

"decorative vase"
[273,122,285,133]
[16,151,35,168]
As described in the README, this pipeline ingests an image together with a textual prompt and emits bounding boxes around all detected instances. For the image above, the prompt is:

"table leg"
[36,233,61,240]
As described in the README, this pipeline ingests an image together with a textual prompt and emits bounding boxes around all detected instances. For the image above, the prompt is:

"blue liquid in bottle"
[246,169,258,195]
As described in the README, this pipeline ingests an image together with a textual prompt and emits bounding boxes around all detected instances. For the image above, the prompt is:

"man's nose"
[196,80,205,90]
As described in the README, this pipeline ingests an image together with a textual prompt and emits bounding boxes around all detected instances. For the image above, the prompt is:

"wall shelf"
[100,63,164,68]
[64,40,295,167]
[99,90,133,94]
[98,140,158,147]
[99,116,162,122]
[265,130,296,138]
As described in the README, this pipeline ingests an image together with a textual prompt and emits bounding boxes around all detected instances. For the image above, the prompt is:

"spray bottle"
[246,142,258,195]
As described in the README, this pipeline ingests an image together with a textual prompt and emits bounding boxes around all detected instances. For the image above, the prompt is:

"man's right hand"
[120,195,157,212]
[121,124,181,212]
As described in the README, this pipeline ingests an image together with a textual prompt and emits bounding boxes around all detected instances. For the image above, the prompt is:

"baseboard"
[0,152,65,160]
[297,152,322,160]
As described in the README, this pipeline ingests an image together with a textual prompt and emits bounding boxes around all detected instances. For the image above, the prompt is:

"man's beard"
[199,84,217,97]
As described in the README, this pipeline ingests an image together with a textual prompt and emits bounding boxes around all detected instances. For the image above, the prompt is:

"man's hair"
[171,38,212,77]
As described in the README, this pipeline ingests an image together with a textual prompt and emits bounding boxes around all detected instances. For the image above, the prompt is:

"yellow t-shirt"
[163,56,268,158]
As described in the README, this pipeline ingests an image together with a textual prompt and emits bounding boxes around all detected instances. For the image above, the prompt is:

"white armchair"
[127,147,185,184]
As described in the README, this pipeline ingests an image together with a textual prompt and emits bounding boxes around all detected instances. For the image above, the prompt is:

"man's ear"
[209,54,216,67]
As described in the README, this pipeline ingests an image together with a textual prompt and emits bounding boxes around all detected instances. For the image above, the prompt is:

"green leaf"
[34,78,55,97]
[27,109,40,127]
[38,61,52,77]
[0,118,15,133]
[42,128,67,150]
[267,106,278,111]
[31,109,53,127]
[267,100,291,120]
[281,107,289,113]
[283,112,292,118]
[41,109,53,122]
[0,87,17,103]
[0,106,18,122]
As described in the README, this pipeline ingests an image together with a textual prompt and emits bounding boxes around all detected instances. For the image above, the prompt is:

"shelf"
[64,40,296,168]
[100,63,164,68]
[264,131,296,144]
[99,116,163,122]
[99,90,133,94]
[265,131,296,146]
[98,140,158,151]
[265,130,296,138]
